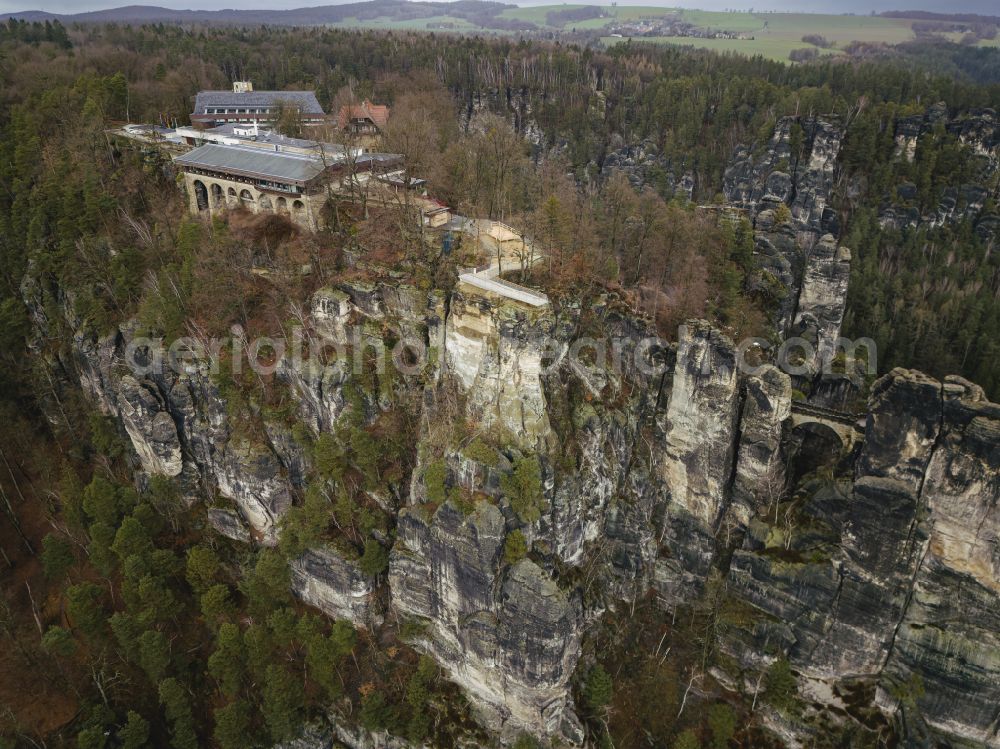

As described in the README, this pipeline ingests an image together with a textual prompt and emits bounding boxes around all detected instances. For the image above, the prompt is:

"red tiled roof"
[336,99,390,130]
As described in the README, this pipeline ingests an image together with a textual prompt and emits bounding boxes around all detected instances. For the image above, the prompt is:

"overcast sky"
[5,0,997,19]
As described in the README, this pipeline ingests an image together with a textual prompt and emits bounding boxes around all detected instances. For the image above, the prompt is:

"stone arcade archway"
[276,197,288,213]
[193,180,208,211]
[239,189,255,209]
[227,187,238,207]
[259,195,273,212]
[210,183,223,208]
[290,199,309,229]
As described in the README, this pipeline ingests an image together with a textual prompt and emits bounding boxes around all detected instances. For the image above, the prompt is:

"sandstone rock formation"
[601,136,695,199]
[290,546,378,629]
[444,286,557,449]
[116,374,183,477]
[47,248,1000,749]
[724,117,856,389]
[389,501,584,743]
[790,234,851,374]
[724,115,843,236]
[882,105,999,239]
[880,376,1000,747]
[722,369,1000,747]
[659,320,739,526]
[731,365,792,526]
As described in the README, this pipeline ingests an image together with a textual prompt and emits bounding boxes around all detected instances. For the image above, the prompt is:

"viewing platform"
[457,272,549,307]
[452,218,549,308]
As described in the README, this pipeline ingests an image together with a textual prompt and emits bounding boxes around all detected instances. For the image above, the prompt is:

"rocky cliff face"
[723,115,862,411]
[747,209,803,334]
[600,136,696,200]
[879,376,1000,747]
[444,287,556,449]
[882,105,999,240]
[723,117,855,387]
[290,546,379,628]
[789,234,851,375]
[724,115,843,236]
[45,248,1000,748]
[731,365,791,527]
[660,321,740,529]
[721,369,1000,747]
[115,374,184,477]
[460,87,545,147]
[58,277,596,742]
[390,501,584,743]
[72,324,294,544]
[652,322,742,600]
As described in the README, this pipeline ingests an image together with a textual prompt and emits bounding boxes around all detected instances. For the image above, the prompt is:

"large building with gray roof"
[174,142,402,231]
[190,81,325,127]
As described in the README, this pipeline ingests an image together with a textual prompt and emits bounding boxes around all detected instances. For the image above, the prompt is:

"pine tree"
[40,626,76,658]
[138,629,171,682]
[117,711,150,749]
[158,677,198,749]
[208,623,246,697]
[200,584,235,626]
[184,545,220,595]
[214,700,252,749]
[66,582,105,639]
[707,703,737,749]
[40,533,75,581]
[358,539,389,578]
[262,664,305,741]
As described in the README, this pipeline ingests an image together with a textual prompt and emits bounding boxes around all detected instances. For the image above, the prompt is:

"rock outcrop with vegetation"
[2,21,1000,749]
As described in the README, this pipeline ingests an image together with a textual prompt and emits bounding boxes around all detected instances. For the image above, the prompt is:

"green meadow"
[600,35,844,62]
[322,5,997,63]
[589,7,925,61]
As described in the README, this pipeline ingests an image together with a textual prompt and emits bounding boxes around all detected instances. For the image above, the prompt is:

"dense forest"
[0,19,998,749]
[1,20,997,397]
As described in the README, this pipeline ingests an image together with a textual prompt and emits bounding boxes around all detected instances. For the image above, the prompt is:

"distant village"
[607,15,754,39]
[116,81,449,233]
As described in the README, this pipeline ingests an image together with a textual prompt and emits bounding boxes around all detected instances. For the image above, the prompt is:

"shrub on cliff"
[358,539,389,578]
[502,456,546,523]
[707,703,736,749]
[424,459,448,505]
[503,529,528,565]
[764,657,798,712]
[512,734,543,749]
[583,664,613,714]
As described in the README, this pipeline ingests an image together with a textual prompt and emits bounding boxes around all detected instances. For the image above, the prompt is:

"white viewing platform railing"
[457,272,549,307]
[453,219,550,308]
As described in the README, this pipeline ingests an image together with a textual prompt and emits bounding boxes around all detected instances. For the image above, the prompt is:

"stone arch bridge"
[789,400,866,450]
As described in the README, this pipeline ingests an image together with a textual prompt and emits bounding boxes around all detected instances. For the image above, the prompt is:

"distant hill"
[8,2,1000,29]
[880,9,1000,23]
[3,1,526,27]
